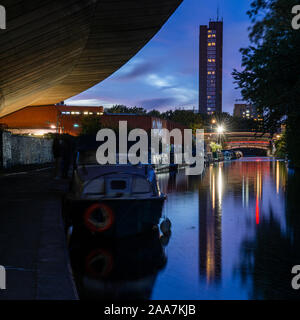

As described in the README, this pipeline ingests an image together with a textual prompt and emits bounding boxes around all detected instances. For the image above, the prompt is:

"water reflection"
[198,166,222,285]
[152,157,298,300]
[69,229,168,300]
[237,167,300,300]
[70,158,300,300]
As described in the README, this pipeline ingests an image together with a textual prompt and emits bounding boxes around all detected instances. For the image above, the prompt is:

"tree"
[147,109,161,118]
[210,142,222,153]
[232,0,300,166]
[80,115,102,136]
[161,109,204,133]
[275,131,287,158]
[106,105,147,115]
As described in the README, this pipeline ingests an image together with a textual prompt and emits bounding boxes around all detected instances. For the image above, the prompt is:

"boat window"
[132,177,151,193]
[83,178,105,194]
[110,180,127,190]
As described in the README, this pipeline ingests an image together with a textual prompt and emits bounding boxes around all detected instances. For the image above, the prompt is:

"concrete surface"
[0,168,78,300]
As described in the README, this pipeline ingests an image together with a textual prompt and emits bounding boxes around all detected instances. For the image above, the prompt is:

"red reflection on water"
[256,197,260,225]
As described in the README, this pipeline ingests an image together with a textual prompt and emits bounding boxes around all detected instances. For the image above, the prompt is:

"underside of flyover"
[0,0,182,117]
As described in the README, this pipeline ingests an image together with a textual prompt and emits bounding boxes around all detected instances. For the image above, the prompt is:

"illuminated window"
[84,111,89,115]
[211,42,216,46]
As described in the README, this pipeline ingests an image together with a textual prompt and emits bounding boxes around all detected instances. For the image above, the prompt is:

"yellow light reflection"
[212,176,215,209]
[206,230,215,283]
[218,166,223,208]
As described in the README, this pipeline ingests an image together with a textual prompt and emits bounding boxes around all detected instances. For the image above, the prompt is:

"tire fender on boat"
[84,203,114,233]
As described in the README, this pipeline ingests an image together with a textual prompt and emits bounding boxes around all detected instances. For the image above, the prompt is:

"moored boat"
[62,150,166,238]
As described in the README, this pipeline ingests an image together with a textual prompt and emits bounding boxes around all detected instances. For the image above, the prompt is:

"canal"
[70,157,300,300]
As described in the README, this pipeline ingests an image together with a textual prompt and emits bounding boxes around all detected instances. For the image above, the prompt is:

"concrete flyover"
[0,0,182,117]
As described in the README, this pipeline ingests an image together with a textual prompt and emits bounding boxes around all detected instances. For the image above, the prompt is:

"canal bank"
[0,169,77,300]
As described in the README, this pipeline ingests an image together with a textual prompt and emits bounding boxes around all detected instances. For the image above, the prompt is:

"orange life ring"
[84,203,114,233]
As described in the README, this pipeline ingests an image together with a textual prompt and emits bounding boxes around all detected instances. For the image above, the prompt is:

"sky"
[66,0,253,115]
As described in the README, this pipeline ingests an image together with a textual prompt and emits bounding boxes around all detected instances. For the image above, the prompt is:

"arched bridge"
[224,132,273,151]
[205,131,275,156]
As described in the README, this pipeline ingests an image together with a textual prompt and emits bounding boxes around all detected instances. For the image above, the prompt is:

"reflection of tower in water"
[199,165,223,284]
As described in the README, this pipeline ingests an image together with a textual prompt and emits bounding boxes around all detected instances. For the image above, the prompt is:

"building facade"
[99,114,187,134]
[0,105,104,136]
[0,107,187,137]
[233,104,262,121]
[199,20,223,115]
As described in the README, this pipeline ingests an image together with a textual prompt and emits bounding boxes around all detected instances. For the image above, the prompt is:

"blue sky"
[67,0,252,114]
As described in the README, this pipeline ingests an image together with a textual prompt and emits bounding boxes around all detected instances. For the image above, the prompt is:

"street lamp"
[216,125,225,144]
[217,125,224,134]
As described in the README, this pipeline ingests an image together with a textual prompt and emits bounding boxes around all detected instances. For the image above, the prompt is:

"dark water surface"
[153,157,300,300]
[70,157,300,300]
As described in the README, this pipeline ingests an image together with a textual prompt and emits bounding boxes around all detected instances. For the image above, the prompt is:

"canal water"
[70,157,300,300]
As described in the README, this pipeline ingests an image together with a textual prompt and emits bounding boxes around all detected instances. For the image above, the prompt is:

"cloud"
[66,0,252,115]
[146,74,176,89]
[169,87,197,104]
[66,98,116,109]
[142,73,198,108]
[116,60,159,81]
[138,97,177,109]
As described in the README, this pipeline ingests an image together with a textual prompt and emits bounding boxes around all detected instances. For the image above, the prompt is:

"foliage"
[146,109,161,118]
[275,132,287,158]
[210,142,222,153]
[80,115,103,136]
[106,105,147,115]
[160,109,204,133]
[104,105,259,133]
[232,0,300,166]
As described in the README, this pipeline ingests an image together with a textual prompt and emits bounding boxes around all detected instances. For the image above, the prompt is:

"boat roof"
[77,163,153,181]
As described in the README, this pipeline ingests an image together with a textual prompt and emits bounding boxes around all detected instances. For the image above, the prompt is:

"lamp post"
[216,125,224,145]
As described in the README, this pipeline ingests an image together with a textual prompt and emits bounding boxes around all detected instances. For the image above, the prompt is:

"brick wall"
[1,131,53,168]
